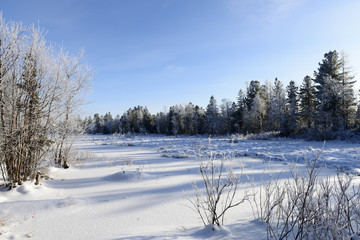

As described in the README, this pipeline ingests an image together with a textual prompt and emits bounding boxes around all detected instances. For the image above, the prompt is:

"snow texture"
[1,134,359,239]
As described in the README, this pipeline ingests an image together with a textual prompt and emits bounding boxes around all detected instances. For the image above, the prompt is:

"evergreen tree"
[155,112,167,134]
[103,112,113,134]
[205,95,219,134]
[299,75,316,129]
[194,105,205,134]
[338,51,356,133]
[283,80,298,136]
[234,89,246,132]
[143,107,154,133]
[167,106,176,135]
[245,80,261,110]
[244,93,266,133]
[220,99,235,135]
[268,78,286,131]
[113,114,121,133]
[184,102,196,134]
[313,50,356,137]
[120,111,131,133]
[93,113,103,133]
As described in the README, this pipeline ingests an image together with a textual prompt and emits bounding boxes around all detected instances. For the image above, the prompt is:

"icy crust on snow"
[93,134,360,175]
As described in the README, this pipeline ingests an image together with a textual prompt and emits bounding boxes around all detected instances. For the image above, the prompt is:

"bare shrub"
[252,149,360,239]
[120,156,134,173]
[189,153,249,230]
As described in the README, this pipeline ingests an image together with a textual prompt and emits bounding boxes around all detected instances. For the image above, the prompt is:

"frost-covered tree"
[205,96,219,134]
[299,75,316,129]
[244,92,266,133]
[313,50,356,138]
[194,105,205,135]
[155,111,167,134]
[0,15,92,187]
[338,51,356,133]
[113,114,121,133]
[268,78,286,131]
[103,112,113,134]
[52,49,91,168]
[282,80,298,136]
[219,99,235,135]
[245,80,261,110]
[234,89,246,132]
[142,106,154,133]
[184,102,195,135]
[314,50,342,135]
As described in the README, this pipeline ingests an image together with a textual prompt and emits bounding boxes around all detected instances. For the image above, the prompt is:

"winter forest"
[84,50,359,140]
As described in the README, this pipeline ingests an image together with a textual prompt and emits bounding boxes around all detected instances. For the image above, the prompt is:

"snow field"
[1,134,359,239]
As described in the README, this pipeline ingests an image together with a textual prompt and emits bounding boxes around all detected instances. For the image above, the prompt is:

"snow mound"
[56,197,87,209]
[102,171,146,181]
[0,196,7,203]
[10,181,45,196]
[189,225,233,239]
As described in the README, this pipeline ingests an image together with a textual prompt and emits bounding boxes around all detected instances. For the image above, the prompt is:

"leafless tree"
[52,49,92,169]
[0,14,92,188]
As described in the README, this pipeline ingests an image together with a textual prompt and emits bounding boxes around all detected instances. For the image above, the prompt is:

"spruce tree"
[299,75,316,129]
[244,93,266,133]
[220,99,235,135]
[234,89,246,132]
[283,80,298,136]
[313,50,356,137]
[268,78,286,131]
[184,102,195,134]
[338,51,356,133]
[205,95,219,134]
[245,80,261,110]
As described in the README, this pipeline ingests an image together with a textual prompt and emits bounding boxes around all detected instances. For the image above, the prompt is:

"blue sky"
[2,0,360,117]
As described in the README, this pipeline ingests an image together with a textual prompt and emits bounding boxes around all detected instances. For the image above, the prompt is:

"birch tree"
[0,16,92,188]
[53,49,92,168]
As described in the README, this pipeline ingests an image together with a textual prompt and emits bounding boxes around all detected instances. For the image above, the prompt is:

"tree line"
[85,50,358,140]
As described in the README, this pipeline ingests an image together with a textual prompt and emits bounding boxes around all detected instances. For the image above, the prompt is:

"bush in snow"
[251,149,360,239]
[189,153,249,230]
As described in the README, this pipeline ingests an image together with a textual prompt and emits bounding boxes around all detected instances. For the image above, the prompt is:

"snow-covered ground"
[1,134,360,239]
[98,134,360,175]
